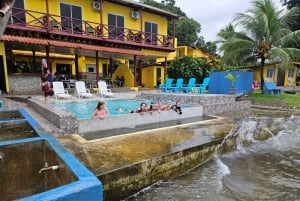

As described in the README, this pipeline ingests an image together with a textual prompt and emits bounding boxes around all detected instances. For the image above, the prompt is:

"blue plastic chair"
[199,77,210,91]
[170,78,184,93]
[159,78,173,92]
[181,78,197,93]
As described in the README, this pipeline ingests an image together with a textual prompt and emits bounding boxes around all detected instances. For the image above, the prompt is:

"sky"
[174,0,283,42]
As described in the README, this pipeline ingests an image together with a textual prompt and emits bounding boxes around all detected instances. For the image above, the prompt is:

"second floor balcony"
[5,8,175,52]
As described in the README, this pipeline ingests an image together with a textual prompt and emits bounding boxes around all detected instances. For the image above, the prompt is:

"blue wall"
[209,71,253,94]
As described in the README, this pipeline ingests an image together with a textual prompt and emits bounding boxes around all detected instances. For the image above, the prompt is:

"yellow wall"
[0,42,9,92]
[141,66,164,88]
[112,62,134,87]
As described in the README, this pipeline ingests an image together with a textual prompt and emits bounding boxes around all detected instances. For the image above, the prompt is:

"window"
[60,3,82,33]
[145,22,158,45]
[11,0,25,25]
[108,14,124,40]
[266,68,274,78]
[86,64,96,73]
[288,68,294,78]
[56,64,72,74]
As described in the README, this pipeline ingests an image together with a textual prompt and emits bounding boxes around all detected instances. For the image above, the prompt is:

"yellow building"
[139,46,211,88]
[251,62,299,87]
[0,0,179,94]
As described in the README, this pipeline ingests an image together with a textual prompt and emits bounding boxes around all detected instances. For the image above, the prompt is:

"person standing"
[40,76,54,102]
[44,69,53,86]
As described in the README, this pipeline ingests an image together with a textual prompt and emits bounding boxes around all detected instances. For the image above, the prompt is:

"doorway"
[0,56,7,93]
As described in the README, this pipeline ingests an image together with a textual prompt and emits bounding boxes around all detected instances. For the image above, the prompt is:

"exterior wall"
[0,42,9,93]
[98,139,222,200]
[209,71,253,94]
[141,66,155,88]
[112,62,134,87]
[5,0,173,90]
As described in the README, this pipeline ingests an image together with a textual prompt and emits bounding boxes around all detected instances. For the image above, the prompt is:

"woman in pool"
[92,101,109,119]
[130,102,149,114]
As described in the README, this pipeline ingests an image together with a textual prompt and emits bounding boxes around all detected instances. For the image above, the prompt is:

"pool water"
[52,99,153,119]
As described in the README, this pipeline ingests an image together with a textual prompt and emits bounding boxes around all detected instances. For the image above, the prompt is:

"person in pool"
[92,101,109,119]
[170,100,182,115]
[149,102,171,112]
[130,102,149,114]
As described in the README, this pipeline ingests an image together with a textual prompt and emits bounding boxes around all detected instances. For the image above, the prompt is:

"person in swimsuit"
[92,101,109,119]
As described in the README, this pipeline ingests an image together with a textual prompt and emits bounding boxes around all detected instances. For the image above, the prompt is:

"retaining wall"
[98,138,222,201]
[140,93,251,115]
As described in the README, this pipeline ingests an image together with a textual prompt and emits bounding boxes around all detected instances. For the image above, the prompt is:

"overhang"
[1,35,150,60]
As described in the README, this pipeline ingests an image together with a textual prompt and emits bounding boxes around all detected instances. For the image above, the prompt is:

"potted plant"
[225,73,239,94]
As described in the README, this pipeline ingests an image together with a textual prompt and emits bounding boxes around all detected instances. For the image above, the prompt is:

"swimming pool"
[51,99,152,119]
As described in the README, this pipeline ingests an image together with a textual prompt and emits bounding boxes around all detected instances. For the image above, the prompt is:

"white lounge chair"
[97,80,114,97]
[75,81,93,98]
[52,81,71,99]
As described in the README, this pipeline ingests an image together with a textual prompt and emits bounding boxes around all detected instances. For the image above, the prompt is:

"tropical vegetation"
[217,0,300,93]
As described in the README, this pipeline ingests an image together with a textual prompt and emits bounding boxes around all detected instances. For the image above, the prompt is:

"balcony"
[5,8,175,51]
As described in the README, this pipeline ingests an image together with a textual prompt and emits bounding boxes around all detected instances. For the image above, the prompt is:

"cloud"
[174,0,282,42]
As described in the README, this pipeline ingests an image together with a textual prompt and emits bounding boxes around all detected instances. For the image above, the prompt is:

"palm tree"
[218,0,300,93]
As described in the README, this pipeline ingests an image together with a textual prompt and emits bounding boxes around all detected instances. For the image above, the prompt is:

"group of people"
[92,100,183,119]
[130,100,182,115]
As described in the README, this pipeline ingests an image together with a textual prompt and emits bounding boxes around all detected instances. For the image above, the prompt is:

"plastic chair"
[97,81,114,97]
[75,81,93,98]
[52,81,71,99]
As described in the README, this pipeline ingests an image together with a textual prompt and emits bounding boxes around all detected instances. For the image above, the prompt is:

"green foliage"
[225,73,239,87]
[217,0,300,93]
[176,18,201,46]
[248,91,300,109]
[168,56,209,83]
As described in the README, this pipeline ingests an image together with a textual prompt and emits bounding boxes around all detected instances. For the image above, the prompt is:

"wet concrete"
[57,116,234,175]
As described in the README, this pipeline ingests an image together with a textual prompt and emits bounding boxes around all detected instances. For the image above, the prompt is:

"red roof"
[1,35,145,56]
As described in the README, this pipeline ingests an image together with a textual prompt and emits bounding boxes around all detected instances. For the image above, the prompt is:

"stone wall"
[140,93,251,115]
[27,98,78,134]
[8,75,42,94]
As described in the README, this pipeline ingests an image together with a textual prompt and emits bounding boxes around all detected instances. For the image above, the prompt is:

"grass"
[246,90,300,109]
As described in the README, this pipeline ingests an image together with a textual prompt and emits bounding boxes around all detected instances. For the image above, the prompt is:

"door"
[60,3,82,33]
[0,56,7,93]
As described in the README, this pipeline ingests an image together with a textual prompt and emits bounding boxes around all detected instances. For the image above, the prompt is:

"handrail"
[6,7,174,48]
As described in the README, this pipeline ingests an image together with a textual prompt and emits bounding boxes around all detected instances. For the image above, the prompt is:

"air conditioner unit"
[131,11,139,19]
[92,1,102,11]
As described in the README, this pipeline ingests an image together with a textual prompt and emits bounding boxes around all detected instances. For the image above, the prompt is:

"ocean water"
[125,113,300,201]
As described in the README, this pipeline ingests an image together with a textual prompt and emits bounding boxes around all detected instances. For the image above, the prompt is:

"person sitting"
[115,75,122,87]
[92,101,109,119]
[171,100,182,115]
[130,102,148,114]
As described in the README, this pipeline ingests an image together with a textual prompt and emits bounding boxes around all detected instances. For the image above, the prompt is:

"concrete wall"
[78,105,203,134]
[98,138,222,201]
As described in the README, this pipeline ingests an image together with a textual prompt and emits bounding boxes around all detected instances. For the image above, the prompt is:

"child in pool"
[171,100,182,115]
[92,101,109,119]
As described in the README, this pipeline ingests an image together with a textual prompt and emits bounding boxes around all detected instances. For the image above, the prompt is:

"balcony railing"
[6,7,174,49]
